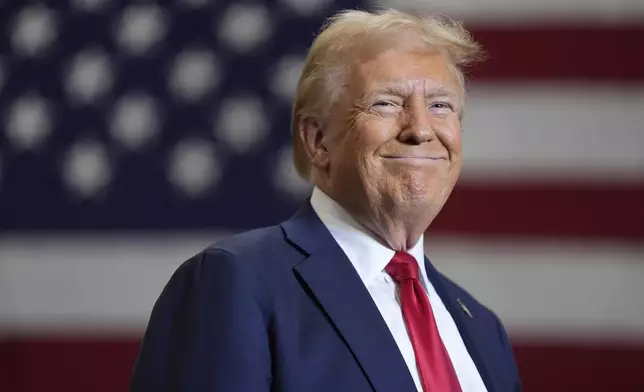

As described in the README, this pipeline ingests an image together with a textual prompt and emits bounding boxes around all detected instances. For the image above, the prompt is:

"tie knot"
[385,251,419,282]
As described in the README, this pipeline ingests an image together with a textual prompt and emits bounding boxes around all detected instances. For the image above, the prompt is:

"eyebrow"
[427,86,459,98]
[362,84,459,102]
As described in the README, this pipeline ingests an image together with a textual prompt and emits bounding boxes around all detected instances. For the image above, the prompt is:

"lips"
[381,154,447,160]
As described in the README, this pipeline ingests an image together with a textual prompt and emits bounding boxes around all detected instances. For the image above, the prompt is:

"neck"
[313,179,429,252]
[360,208,427,251]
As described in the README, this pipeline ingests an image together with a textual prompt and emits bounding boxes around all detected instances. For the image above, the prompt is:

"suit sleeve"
[129,249,272,392]
[496,316,523,392]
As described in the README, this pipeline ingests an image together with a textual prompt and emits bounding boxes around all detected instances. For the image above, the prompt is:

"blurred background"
[0,0,643,391]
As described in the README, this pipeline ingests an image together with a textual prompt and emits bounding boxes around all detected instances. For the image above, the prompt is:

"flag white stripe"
[460,84,644,182]
[426,237,644,341]
[371,0,644,24]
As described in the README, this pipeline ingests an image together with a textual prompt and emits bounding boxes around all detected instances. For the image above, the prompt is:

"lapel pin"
[457,298,473,319]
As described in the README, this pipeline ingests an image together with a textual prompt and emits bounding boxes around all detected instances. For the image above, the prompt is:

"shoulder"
[205,224,287,258]
[199,223,304,272]
[157,225,291,319]
[171,223,303,298]
[176,224,285,270]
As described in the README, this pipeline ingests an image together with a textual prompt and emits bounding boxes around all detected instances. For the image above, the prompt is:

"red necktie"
[386,251,462,392]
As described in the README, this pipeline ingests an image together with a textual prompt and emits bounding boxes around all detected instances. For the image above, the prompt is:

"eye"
[429,101,456,117]
[429,102,454,110]
[370,100,402,115]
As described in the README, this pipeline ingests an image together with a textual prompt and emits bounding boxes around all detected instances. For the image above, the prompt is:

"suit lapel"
[423,257,498,392]
[282,203,417,392]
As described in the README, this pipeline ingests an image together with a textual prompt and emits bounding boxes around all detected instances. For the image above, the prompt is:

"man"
[130,9,522,392]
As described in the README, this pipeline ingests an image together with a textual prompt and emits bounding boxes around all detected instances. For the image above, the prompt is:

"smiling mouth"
[382,155,446,161]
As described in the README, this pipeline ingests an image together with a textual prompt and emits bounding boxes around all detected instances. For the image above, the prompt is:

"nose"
[398,97,436,145]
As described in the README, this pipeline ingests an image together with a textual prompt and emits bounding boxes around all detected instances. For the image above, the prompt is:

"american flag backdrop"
[1,0,643,391]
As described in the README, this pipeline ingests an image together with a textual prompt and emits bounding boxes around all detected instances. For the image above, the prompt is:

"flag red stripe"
[2,338,643,392]
[428,182,644,239]
[0,338,140,392]
[467,26,644,81]
[514,342,644,391]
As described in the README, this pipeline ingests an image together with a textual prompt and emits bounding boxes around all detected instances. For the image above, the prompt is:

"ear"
[298,115,330,171]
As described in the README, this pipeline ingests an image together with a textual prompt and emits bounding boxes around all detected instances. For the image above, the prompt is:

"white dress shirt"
[310,187,488,392]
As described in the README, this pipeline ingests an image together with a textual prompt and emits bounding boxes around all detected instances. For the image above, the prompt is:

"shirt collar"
[310,187,426,285]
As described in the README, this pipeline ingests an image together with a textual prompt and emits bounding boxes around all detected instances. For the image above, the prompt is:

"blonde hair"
[291,9,484,179]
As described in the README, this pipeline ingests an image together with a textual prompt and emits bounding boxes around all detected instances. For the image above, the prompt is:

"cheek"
[438,119,462,154]
[344,120,391,180]
[353,116,397,149]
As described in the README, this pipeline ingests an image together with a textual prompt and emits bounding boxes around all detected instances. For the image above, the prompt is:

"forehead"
[349,48,460,97]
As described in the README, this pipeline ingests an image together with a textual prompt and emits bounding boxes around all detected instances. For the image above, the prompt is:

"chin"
[397,174,445,195]
[400,181,453,213]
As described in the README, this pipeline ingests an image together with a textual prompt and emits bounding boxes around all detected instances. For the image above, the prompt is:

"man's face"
[323,47,463,222]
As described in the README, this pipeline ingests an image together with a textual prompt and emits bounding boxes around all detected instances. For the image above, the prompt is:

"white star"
[115,5,167,55]
[10,6,57,57]
[270,55,305,102]
[215,95,269,154]
[63,140,111,199]
[110,93,160,150]
[216,3,273,53]
[273,146,312,198]
[279,0,333,16]
[169,49,220,101]
[72,0,112,12]
[168,139,221,197]
[5,94,52,151]
[65,49,113,104]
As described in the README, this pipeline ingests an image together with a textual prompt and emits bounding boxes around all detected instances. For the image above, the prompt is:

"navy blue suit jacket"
[130,203,522,391]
